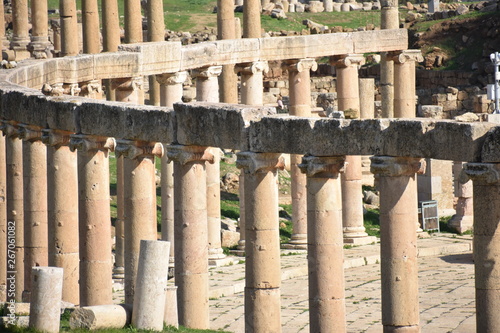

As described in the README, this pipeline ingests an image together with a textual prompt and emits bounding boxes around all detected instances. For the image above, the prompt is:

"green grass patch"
[364,208,380,238]
[221,199,240,220]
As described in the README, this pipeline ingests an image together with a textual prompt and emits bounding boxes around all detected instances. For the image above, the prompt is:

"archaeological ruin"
[0,0,499,332]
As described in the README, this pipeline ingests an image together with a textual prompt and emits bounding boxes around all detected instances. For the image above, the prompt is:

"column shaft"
[359,78,375,119]
[371,156,424,332]
[380,0,399,118]
[71,135,114,306]
[30,0,52,58]
[391,51,423,118]
[82,0,101,54]
[462,163,500,333]
[448,162,473,233]
[124,0,143,44]
[147,0,165,106]
[44,130,79,305]
[157,71,187,108]
[0,1,8,50]
[116,140,160,304]
[243,0,262,38]
[218,0,238,103]
[286,59,317,249]
[168,145,212,329]
[6,124,24,302]
[237,152,283,333]
[114,156,125,276]
[239,62,268,106]
[11,0,30,60]
[60,0,79,56]
[21,129,48,302]
[195,66,222,102]
[300,156,346,333]
[102,0,120,52]
[112,77,145,105]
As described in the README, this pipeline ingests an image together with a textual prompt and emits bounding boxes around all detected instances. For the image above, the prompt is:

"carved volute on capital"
[166,144,214,165]
[284,58,318,73]
[236,151,285,174]
[156,71,188,86]
[18,124,44,142]
[298,155,346,178]
[115,140,164,160]
[65,83,82,96]
[370,156,426,177]
[192,66,223,79]
[461,163,500,185]
[111,76,144,91]
[69,134,116,153]
[330,54,366,68]
[2,121,21,139]
[388,50,424,64]
[236,61,269,75]
[41,129,73,148]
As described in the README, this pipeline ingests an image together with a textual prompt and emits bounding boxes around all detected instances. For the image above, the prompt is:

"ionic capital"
[66,83,81,96]
[69,134,116,153]
[298,155,345,178]
[236,152,285,174]
[461,163,500,185]
[166,145,214,165]
[236,61,269,75]
[80,80,103,96]
[2,121,20,139]
[388,50,424,64]
[156,71,188,86]
[330,54,366,68]
[41,82,65,96]
[284,58,318,73]
[370,156,426,177]
[18,124,44,142]
[41,129,74,147]
[193,66,223,79]
[115,140,164,160]
[111,76,144,91]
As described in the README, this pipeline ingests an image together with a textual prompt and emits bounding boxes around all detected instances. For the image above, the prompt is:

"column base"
[448,214,473,234]
[344,235,378,245]
[28,37,54,59]
[208,248,226,265]
[283,233,307,250]
[112,266,125,279]
[11,37,31,61]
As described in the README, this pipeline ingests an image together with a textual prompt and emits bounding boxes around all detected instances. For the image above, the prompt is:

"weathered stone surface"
[248,116,496,162]
[174,102,276,150]
[70,304,132,330]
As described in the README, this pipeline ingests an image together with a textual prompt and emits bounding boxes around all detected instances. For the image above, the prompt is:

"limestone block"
[93,52,142,80]
[352,29,408,54]
[419,105,444,119]
[57,55,95,84]
[333,3,342,11]
[324,0,334,11]
[70,304,132,329]
[295,3,305,12]
[341,3,350,11]
[118,42,182,76]
[306,1,324,12]
[174,102,276,151]
[221,229,240,247]
[248,117,496,162]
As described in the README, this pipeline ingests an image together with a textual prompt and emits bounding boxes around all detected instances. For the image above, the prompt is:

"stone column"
[0,1,9,52]
[114,155,125,279]
[380,0,399,118]
[11,0,31,60]
[60,0,79,57]
[70,135,114,306]
[156,71,188,266]
[156,71,188,108]
[167,145,213,329]
[0,131,5,302]
[125,0,143,44]
[102,0,120,101]
[19,125,48,302]
[42,129,80,305]
[238,61,269,106]
[5,122,24,302]
[82,0,101,54]
[448,162,473,233]
[371,156,425,333]
[236,152,284,333]
[115,140,162,305]
[51,21,61,57]
[243,0,262,38]
[359,78,375,119]
[299,155,347,333]
[28,267,64,333]
[112,77,145,105]
[332,55,375,245]
[194,66,222,102]
[285,59,318,249]
[218,0,238,103]
[389,50,424,118]
[132,240,170,331]
[29,0,53,58]
[147,0,165,106]
[462,163,500,333]
[194,67,225,263]
[102,0,120,52]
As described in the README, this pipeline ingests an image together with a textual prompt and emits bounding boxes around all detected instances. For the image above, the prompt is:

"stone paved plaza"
[205,234,475,333]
